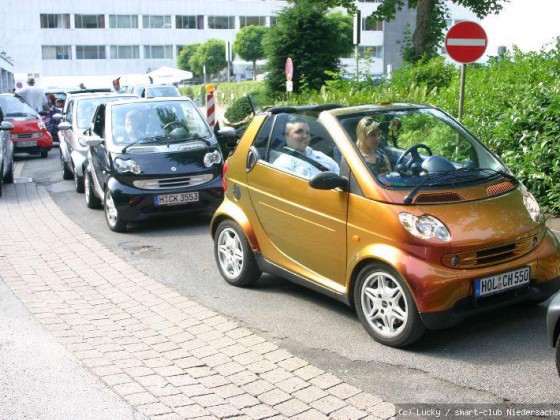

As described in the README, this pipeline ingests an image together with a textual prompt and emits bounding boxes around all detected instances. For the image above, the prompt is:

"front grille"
[415,192,464,204]
[12,132,42,140]
[132,174,214,190]
[442,232,542,269]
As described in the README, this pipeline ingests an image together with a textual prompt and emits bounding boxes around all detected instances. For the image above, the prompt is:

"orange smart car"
[211,103,560,347]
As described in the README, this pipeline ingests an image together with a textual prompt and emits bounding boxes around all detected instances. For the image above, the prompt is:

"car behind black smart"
[83,97,225,232]
[547,292,560,376]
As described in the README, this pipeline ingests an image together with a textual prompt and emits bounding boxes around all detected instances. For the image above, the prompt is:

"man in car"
[274,117,339,178]
[115,110,145,144]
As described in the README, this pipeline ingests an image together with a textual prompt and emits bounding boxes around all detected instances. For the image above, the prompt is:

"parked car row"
[0,106,15,197]
[27,89,560,369]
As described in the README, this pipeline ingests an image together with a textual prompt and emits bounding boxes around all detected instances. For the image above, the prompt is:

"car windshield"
[110,100,212,148]
[0,95,39,118]
[145,86,180,98]
[337,107,507,190]
[77,96,132,129]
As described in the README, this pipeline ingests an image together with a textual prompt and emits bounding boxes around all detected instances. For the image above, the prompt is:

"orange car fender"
[210,199,260,252]
[347,242,423,305]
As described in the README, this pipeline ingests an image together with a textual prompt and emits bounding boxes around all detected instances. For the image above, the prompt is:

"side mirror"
[58,121,71,131]
[309,171,349,191]
[216,126,239,157]
[0,121,14,131]
[83,137,103,147]
[52,113,62,121]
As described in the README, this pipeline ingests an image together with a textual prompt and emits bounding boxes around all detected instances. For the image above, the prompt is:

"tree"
[188,39,227,78]
[263,0,353,94]
[300,0,507,62]
[177,44,200,74]
[234,25,269,80]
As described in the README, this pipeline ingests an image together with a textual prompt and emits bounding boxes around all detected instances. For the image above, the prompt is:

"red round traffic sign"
[445,21,487,64]
[285,57,293,81]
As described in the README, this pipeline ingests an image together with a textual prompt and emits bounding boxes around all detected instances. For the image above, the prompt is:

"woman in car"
[356,117,392,174]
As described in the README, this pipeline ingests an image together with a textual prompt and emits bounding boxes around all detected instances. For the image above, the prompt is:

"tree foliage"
[177,44,200,74]
[300,0,508,62]
[263,0,353,94]
[234,25,269,80]
[188,39,227,77]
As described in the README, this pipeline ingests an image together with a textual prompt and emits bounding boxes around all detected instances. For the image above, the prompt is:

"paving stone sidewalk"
[0,182,396,420]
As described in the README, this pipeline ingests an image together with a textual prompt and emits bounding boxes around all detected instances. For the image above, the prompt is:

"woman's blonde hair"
[356,117,381,151]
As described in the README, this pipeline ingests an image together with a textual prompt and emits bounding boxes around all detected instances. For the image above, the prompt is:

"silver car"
[547,292,560,375]
[57,92,135,192]
[0,105,14,197]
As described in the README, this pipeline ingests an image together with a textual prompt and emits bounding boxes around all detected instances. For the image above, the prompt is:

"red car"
[0,94,53,158]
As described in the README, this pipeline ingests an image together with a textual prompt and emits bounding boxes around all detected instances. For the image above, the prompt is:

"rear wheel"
[354,263,425,347]
[84,169,102,209]
[60,150,72,180]
[3,161,13,184]
[104,189,127,232]
[0,165,3,197]
[556,335,560,376]
[74,168,84,193]
[40,150,48,158]
[214,220,261,287]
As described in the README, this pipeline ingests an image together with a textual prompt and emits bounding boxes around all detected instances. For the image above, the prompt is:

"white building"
[1,0,477,88]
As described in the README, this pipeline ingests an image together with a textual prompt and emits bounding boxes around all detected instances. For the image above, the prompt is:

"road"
[17,151,560,406]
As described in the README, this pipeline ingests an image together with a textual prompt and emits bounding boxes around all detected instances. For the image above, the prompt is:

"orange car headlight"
[398,212,451,242]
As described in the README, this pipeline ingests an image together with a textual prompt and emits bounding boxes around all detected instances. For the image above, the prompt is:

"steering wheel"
[163,121,184,132]
[395,144,433,175]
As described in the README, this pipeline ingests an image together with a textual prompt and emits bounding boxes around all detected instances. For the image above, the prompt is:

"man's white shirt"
[274,147,339,179]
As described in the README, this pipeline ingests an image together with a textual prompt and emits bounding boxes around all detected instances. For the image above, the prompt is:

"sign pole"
[458,63,466,122]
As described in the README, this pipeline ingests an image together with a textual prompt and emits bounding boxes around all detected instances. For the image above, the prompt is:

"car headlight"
[114,157,141,174]
[398,212,451,242]
[203,150,222,167]
[38,120,46,130]
[522,186,541,222]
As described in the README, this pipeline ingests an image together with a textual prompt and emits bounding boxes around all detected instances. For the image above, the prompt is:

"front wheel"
[40,150,48,158]
[84,169,102,209]
[104,189,127,232]
[354,263,425,347]
[4,161,13,184]
[74,168,84,193]
[556,335,560,376]
[60,150,73,180]
[214,220,261,287]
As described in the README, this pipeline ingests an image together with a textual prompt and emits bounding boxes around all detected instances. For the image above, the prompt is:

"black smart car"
[83,97,227,232]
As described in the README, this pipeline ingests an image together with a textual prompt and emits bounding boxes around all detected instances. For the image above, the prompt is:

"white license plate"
[154,192,199,206]
[474,266,530,297]
[17,141,37,147]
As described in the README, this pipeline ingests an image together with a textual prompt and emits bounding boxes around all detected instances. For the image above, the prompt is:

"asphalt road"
[17,151,560,406]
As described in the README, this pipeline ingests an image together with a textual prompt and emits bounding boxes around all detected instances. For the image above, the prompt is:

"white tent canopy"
[147,66,193,84]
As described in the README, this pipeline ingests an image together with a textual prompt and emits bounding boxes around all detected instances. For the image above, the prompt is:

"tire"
[4,161,13,184]
[354,262,425,347]
[104,189,127,232]
[214,220,261,287]
[60,150,73,180]
[556,335,560,377]
[0,166,3,197]
[84,169,102,209]
[40,150,48,158]
[74,168,84,193]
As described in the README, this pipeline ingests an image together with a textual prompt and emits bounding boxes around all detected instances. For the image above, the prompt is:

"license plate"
[17,141,37,147]
[474,266,530,297]
[154,192,199,206]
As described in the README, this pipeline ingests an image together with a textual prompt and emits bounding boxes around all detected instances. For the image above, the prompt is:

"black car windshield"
[110,100,211,149]
[337,107,507,189]
[0,95,39,118]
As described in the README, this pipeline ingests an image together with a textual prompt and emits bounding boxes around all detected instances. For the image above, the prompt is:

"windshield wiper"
[403,167,514,204]
[121,137,160,153]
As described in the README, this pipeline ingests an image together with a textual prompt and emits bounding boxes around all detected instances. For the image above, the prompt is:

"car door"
[88,105,112,198]
[59,99,75,163]
[244,114,349,291]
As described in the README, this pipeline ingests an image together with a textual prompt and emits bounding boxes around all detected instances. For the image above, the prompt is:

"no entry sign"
[445,21,487,64]
[285,57,293,81]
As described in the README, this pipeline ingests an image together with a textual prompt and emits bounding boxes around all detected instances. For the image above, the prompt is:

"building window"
[144,45,173,59]
[239,16,266,28]
[109,15,138,29]
[362,16,383,31]
[42,45,71,60]
[75,14,105,29]
[40,14,70,29]
[143,15,172,29]
[358,0,383,3]
[176,15,198,29]
[76,45,106,59]
[270,16,277,26]
[344,45,383,59]
[208,16,235,30]
[110,45,140,59]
